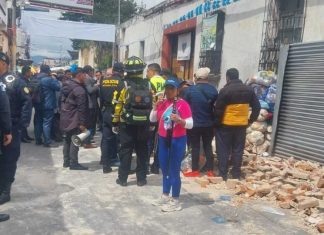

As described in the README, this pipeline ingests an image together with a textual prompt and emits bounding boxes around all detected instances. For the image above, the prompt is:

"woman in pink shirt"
[150,79,193,212]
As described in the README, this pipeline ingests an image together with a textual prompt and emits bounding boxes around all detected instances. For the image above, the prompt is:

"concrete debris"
[199,154,324,232]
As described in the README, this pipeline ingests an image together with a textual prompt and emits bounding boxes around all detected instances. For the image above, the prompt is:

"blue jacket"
[184,82,218,127]
[40,74,61,110]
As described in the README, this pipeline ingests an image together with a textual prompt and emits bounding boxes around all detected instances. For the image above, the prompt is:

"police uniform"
[0,81,11,222]
[113,57,153,186]
[20,73,33,142]
[0,53,32,204]
[100,64,124,173]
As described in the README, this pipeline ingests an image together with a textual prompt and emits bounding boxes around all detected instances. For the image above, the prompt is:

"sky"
[22,0,165,59]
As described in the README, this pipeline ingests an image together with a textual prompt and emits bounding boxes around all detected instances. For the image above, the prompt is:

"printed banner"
[29,0,94,15]
[177,32,191,61]
[200,14,218,51]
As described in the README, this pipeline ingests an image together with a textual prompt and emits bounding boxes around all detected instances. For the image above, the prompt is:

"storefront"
[161,18,196,80]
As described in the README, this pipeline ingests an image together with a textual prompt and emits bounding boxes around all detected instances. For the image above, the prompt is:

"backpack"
[29,75,43,104]
[122,79,153,125]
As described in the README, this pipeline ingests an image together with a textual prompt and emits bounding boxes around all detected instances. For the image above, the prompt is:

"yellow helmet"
[124,56,146,73]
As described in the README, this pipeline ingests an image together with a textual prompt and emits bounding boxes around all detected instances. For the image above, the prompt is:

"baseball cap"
[164,79,179,88]
[195,67,210,80]
[0,52,9,65]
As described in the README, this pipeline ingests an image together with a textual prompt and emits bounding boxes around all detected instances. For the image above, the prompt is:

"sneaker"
[152,195,170,207]
[161,199,182,212]
[207,171,215,177]
[116,178,127,187]
[183,171,200,178]
[0,214,10,222]
[150,165,159,175]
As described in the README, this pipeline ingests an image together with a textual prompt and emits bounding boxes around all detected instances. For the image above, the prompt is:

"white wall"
[120,0,266,85]
[303,0,324,43]
[119,1,200,68]
[219,0,266,88]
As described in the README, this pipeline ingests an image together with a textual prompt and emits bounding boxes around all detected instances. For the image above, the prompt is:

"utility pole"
[8,0,17,72]
[112,0,120,66]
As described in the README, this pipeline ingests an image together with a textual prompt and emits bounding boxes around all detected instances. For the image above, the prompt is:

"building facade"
[118,0,324,87]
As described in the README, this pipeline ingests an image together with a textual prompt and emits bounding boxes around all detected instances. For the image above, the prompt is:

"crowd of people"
[0,53,261,216]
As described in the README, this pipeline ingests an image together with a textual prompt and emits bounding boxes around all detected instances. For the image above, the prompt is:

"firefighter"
[112,56,153,187]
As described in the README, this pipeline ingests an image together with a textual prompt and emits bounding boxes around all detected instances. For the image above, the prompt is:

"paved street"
[0,135,311,235]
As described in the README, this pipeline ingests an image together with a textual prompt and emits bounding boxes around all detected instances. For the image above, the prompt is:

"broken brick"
[208,177,223,184]
[256,184,272,197]
[292,189,306,197]
[257,165,272,172]
[297,197,319,210]
[275,191,295,202]
[269,176,282,183]
[281,184,296,194]
[317,221,324,233]
[253,171,265,181]
[295,196,306,203]
[317,177,324,188]
[245,176,257,182]
[283,178,302,187]
[195,178,209,188]
[305,191,324,200]
[279,201,292,209]
[290,170,310,180]
[226,179,240,189]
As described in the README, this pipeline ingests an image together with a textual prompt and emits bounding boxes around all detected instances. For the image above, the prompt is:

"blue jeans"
[158,135,187,198]
[33,104,43,144]
[43,109,54,145]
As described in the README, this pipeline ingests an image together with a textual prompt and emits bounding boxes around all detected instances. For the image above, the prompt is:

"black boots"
[0,183,11,205]
[0,214,10,222]
[70,163,88,170]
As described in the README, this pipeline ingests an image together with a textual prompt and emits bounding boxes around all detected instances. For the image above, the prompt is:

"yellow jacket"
[112,77,154,125]
[150,75,165,93]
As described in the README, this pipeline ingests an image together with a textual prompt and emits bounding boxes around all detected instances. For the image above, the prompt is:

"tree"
[61,0,138,69]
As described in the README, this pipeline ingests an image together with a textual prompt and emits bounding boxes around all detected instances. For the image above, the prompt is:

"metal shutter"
[272,41,324,163]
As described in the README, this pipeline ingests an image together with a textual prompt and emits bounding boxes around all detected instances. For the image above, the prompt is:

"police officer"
[112,56,153,187]
[0,79,12,222]
[0,52,32,204]
[20,66,34,143]
[100,63,124,173]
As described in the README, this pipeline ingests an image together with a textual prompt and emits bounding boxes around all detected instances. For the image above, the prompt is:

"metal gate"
[271,41,324,163]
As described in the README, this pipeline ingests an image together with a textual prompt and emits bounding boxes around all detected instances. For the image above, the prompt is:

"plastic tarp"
[22,16,115,42]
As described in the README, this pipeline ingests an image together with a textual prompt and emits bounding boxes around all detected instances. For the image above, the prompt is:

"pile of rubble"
[245,109,272,156]
[194,156,324,233]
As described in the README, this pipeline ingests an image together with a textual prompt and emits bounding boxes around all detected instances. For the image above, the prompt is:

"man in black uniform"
[0,79,12,222]
[20,66,33,143]
[0,52,32,204]
[100,63,124,173]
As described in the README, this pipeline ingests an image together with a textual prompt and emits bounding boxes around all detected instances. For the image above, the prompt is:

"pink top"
[156,98,192,138]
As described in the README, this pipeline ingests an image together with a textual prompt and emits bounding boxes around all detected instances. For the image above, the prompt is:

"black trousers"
[190,126,214,171]
[215,126,246,180]
[0,126,21,184]
[118,124,149,182]
[101,107,118,168]
[63,129,80,165]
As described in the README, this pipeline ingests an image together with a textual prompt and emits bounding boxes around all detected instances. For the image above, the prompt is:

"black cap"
[40,64,51,74]
[83,65,94,74]
[22,66,31,76]
[0,52,9,65]
[113,62,124,73]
